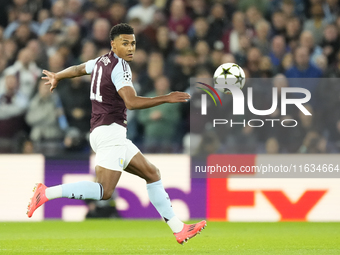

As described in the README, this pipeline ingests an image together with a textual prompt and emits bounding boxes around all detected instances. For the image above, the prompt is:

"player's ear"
[111,40,116,50]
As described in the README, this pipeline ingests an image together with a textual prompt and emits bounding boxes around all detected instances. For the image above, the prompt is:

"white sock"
[45,185,62,200]
[147,180,184,233]
[167,216,185,233]
[45,181,103,200]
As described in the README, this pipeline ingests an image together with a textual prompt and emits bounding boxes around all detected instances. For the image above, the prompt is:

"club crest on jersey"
[124,71,132,82]
[100,56,111,66]
[119,158,124,167]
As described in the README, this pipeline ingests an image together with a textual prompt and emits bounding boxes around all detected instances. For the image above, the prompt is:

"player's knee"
[155,168,161,179]
[145,167,161,183]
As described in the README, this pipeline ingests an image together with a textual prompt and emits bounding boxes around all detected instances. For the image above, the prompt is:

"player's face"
[111,34,136,62]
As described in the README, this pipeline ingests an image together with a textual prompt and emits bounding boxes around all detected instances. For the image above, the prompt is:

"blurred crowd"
[0,0,340,156]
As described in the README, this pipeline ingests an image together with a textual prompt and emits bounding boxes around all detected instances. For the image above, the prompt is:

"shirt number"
[90,65,103,102]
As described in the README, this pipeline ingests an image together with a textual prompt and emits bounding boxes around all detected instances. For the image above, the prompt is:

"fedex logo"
[206,155,328,221]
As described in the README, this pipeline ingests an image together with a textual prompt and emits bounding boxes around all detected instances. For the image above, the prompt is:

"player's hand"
[41,70,59,92]
[166,91,191,103]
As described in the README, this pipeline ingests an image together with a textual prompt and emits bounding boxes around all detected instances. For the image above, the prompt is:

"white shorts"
[89,123,140,171]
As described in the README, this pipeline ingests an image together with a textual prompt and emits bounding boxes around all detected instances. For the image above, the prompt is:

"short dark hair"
[109,23,134,41]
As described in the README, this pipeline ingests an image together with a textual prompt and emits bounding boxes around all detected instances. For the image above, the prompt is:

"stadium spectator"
[220,53,236,67]
[189,17,212,47]
[7,0,30,24]
[188,0,209,20]
[166,33,191,74]
[234,34,252,67]
[208,3,228,46]
[142,10,168,47]
[39,28,59,57]
[0,0,11,28]
[169,50,196,92]
[153,26,173,59]
[58,77,91,151]
[285,16,301,51]
[91,0,111,19]
[108,2,127,27]
[63,25,82,60]
[78,41,97,64]
[37,9,50,26]
[12,23,37,50]
[246,6,265,29]
[222,11,253,54]
[138,76,181,152]
[168,0,192,38]
[264,137,280,154]
[1,47,41,99]
[127,0,156,27]
[270,0,305,19]
[90,18,111,51]
[48,52,65,73]
[321,24,340,66]
[246,47,263,77]
[253,20,271,55]
[194,41,210,66]
[139,52,164,95]
[39,0,75,37]
[285,46,322,79]
[299,30,323,66]
[0,75,29,153]
[209,45,224,70]
[65,0,83,24]
[269,35,288,71]
[281,0,297,18]
[128,18,152,51]
[324,50,340,77]
[280,52,294,72]
[25,79,66,155]
[195,130,223,158]
[26,39,49,69]
[323,0,340,23]
[79,3,99,38]
[303,3,329,45]
[2,39,18,67]
[3,7,39,39]
[298,130,327,153]
[315,54,328,72]
[259,56,274,77]
[238,0,269,16]
[270,11,286,38]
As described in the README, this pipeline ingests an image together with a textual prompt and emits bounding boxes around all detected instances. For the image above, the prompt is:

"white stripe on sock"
[167,216,184,233]
[45,185,62,200]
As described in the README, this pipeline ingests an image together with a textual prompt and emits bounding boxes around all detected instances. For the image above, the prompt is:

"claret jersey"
[85,51,133,132]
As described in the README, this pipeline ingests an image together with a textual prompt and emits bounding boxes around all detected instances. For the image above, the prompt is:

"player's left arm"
[114,60,190,110]
[118,86,190,110]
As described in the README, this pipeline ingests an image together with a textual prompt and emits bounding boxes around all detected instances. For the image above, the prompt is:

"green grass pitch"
[0,220,339,254]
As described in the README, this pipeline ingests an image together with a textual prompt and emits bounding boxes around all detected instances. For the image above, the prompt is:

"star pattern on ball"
[220,67,232,79]
[234,72,245,85]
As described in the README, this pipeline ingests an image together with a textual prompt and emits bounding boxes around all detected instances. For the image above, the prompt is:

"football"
[213,63,246,94]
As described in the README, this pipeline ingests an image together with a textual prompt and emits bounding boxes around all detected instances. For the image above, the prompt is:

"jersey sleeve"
[111,59,133,91]
[85,57,100,74]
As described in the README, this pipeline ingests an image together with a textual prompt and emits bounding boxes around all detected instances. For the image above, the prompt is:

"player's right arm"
[42,63,87,92]
[43,57,100,92]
